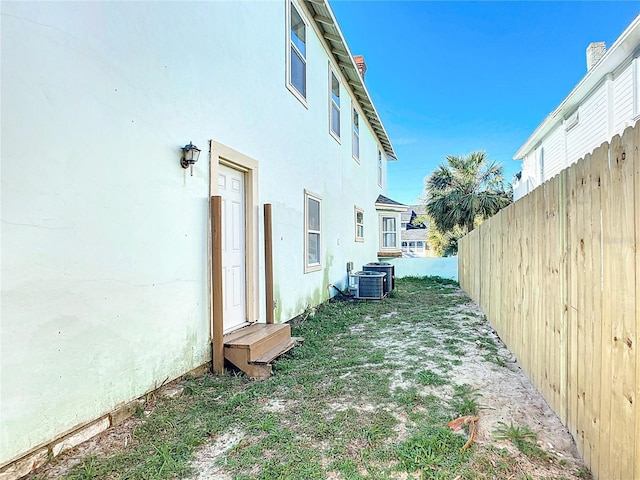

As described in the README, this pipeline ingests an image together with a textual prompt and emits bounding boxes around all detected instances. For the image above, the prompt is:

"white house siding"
[542,123,566,180]
[514,66,637,200]
[513,16,640,201]
[515,151,537,198]
[612,62,635,134]
[0,1,390,467]
[565,84,608,166]
[515,121,564,199]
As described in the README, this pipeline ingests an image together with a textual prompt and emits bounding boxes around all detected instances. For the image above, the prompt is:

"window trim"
[354,206,364,242]
[304,190,322,273]
[377,149,383,187]
[329,65,341,142]
[352,106,360,162]
[379,214,398,250]
[286,0,308,106]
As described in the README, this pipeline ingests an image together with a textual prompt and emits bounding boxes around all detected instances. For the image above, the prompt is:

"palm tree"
[427,223,466,257]
[425,151,512,235]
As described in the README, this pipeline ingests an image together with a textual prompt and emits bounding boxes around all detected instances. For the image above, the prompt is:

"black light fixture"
[180,142,201,176]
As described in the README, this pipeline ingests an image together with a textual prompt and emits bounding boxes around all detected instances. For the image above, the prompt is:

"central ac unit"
[351,271,386,300]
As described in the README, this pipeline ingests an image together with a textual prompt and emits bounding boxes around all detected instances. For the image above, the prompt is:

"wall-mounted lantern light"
[180,142,201,176]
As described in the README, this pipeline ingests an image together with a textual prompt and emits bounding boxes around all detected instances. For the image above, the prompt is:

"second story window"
[330,69,340,139]
[352,107,360,161]
[288,1,307,101]
[378,150,383,186]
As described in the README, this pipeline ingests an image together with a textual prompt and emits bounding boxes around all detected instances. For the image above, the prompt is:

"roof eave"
[375,203,408,212]
[304,0,397,161]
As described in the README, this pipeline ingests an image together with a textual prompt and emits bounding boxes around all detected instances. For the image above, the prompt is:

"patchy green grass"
[493,422,549,460]
[30,276,588,480]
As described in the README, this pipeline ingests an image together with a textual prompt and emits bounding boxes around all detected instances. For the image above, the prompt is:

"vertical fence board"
[480,218,491,316]
[528,187,539,386]
[599,137,615,478]
[547,175,566,414]
[560,169,570,425]
[503,205,511,345]
[588,143,608,474]
[610,129,636,477]
[541,181,551,403]
[514,199,523,357]
[574,158,588,455]
[522,191,532,371]
[537,184,545,389]
[578,154,592,466]
[587,146,603,478]
[511,200,520,359]
[567,162,579,438]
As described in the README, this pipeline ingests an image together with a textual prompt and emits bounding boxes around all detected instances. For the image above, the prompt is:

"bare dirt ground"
[32,285,587,480]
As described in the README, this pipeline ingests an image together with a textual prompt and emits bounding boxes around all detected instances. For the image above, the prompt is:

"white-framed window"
[352,107,360,161]
[304,190,322,272]
[401,241,408,252]
[377,150,383,186]
[287,0,307,103]
[564,110,579,131]
[634,55,640,118]
[380,215,397,249]
[329,67,340,140]
[355,206,364,242]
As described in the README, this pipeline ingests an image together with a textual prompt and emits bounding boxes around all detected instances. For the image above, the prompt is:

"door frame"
[209,140,259,371]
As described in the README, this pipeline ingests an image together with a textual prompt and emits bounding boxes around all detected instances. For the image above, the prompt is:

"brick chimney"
[586,42,606,71]
[353,55,367,80]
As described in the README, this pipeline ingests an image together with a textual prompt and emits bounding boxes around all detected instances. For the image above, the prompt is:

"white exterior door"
[219,164,247,333]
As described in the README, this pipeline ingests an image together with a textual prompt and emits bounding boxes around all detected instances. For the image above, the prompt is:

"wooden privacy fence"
[458,123,639,480]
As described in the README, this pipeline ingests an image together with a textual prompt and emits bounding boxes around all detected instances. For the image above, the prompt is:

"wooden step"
[223,324,302,379]
[252,337,304,364]
[224,323,291,362]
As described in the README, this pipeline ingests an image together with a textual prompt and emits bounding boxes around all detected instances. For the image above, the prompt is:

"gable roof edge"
[304,0,397,161]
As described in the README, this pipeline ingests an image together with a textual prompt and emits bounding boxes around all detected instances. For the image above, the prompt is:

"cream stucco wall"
[1,1,391,465]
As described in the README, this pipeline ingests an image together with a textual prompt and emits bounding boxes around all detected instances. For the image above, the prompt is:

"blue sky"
[330,1,640,206]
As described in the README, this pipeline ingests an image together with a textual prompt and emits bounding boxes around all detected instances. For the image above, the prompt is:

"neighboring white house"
[400,206,430,258]
[0,1,400,475]
[513,14,640,200]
